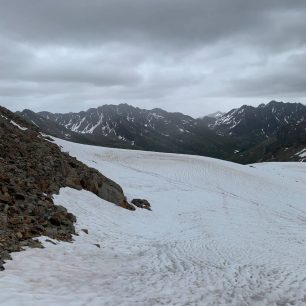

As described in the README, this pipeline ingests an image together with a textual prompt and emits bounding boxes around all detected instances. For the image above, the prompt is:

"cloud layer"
[0,0,305,116]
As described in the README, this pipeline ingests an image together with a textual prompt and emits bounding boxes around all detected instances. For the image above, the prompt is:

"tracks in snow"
[1,140,306,305]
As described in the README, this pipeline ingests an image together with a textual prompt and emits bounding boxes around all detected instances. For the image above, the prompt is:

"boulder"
[131,199,151,211]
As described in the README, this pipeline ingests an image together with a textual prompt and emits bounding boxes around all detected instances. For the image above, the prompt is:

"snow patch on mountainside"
[1,139,306,305]
[297,148,306,158]
[9,120,28,131]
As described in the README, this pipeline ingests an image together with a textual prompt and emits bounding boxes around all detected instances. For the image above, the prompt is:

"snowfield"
[1,139,306,306]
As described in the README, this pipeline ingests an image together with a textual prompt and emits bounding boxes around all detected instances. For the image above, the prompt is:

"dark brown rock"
[131,199,151,211]
[120,199,136,211]
[45,239,57,245]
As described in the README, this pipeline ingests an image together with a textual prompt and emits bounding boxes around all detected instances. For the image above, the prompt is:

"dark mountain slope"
[18,101,306,164]
[262,120,306,162]
[16,109,97,145]
[20,104,236,160]
[202,101,306,163]
[207,101,306,138]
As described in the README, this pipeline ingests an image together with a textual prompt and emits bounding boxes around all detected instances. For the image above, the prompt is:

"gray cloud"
[226,51,306,98]
[0,0,306,116]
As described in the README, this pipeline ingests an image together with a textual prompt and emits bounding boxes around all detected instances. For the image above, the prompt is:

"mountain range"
[17,101,306,164]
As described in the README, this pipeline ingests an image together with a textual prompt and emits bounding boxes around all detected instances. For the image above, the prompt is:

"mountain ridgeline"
[18,101,306,164]
[206,101,306,163]
[18,105,235,160]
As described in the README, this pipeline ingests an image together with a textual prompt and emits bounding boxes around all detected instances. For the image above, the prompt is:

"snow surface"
[0,115,28,131]
[297,148,306,158]
[9,120,28,131]
[1,139,306,305]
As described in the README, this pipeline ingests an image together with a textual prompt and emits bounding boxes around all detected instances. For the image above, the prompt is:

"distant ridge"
[18,101,306,163]
[18,104,235,161]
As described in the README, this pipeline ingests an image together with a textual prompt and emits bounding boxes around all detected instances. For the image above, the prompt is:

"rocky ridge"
[0,106,134,270]
[18,101,306,164]
[18,104,235,161]
[208,101,306,138]
[201,101,306,163]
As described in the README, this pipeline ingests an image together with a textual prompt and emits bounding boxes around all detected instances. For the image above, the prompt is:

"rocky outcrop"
[0,106,133,270]
[131,199,151,211]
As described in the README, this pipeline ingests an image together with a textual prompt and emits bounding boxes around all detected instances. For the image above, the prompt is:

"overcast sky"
[0,0,305,117]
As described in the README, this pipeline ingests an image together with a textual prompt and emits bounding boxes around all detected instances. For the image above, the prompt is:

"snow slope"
[1,139,306,305]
